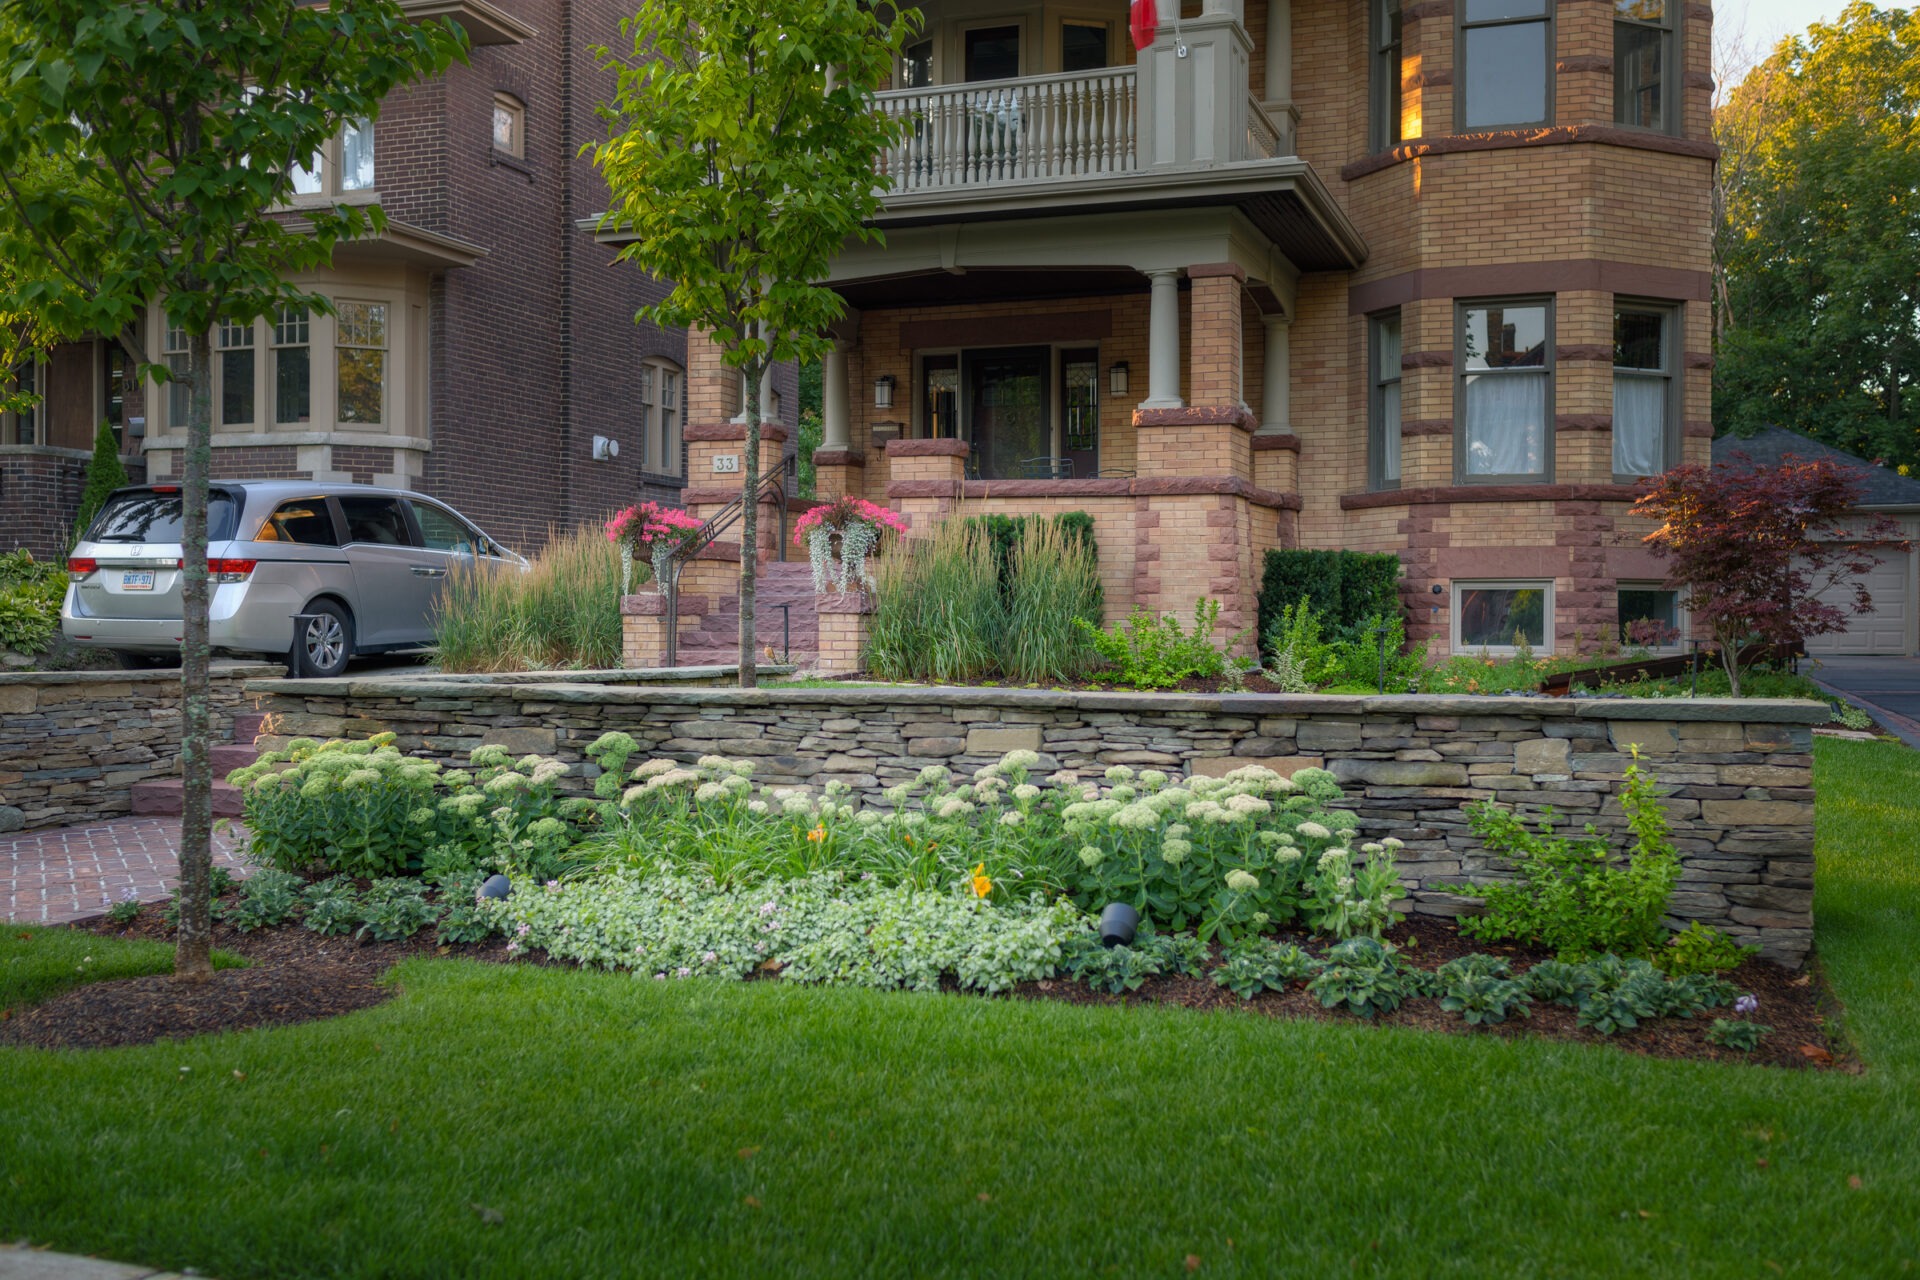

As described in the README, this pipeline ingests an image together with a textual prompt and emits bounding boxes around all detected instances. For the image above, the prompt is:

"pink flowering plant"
[606,501,706,593]
[793,496,909,594]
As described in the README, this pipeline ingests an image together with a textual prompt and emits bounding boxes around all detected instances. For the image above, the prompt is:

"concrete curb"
[0,1242,203,1279]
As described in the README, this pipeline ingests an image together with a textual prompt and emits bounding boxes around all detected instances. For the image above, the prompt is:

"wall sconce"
[873,374,895,409]
[1108,362,1129,397]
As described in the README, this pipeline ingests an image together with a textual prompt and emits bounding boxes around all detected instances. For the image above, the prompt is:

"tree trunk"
[175,327,215,982]
[738,351,761,690]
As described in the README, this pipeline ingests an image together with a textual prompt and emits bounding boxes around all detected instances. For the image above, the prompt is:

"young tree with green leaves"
[1715,3,1920,467]
[72,418,131,547]
[0,0,464,980]
[594,0,917,687]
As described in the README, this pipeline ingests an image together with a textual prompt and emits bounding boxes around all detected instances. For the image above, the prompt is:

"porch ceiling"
[833,267,1147,311]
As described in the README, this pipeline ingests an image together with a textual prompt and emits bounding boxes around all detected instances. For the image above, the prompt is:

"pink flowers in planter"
[794,497,909,595]
[606,501,706,593]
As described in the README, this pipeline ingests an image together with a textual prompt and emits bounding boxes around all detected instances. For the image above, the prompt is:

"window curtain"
[1464,373,1546,475]
[1377,318,1402,483]
[1612,374,1665,475]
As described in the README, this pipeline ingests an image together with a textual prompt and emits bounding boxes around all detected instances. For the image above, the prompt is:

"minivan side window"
[337,496,412,546]
[412,502,481,554]
[255,500,339,546]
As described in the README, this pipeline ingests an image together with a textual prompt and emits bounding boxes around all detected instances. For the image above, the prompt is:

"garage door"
[1806,546,1913,655]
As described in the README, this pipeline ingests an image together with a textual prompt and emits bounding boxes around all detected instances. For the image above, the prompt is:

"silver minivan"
[62,481,524,676]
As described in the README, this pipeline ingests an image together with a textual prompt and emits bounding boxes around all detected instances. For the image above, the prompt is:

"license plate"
[121,570,155,591]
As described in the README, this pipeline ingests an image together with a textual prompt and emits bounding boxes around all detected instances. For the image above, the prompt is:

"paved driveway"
[1808,655,1920,749]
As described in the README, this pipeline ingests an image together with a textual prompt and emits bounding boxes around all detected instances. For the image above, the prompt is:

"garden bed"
[5,902,1838,1069]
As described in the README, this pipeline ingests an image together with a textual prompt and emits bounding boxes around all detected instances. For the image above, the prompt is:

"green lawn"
[2,738,1916,1278]
[1,925,242,1012]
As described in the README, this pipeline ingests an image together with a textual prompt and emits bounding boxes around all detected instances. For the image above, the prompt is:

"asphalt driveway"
[1808,655,1920,749]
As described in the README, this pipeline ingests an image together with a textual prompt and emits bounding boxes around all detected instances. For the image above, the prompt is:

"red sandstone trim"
[1685,351,1714,369]
[1341,483,1649,511]
[1557,56,1612,74]
[619,593,711,617]
[1684,71,1716,91]
[888,475,1301,511]
[1403,0,1453,20]
[1251,433,1301,453]
[1405,69,1452,88]
[693,542,742,562]
[1350,260,1712,314]
[1132,405,1258,431]
[1401,420,1452,438]
[1685,420,1715,438]
[1555,344,1613,363]
[1401,350,1453,369]
[1186,262,1246,281]
[816,591,874,615]
[684,422,791,443]
[1685,3,1712,21]
[899,310,1113,349]
[1556,415,1613,431]
[811,449,866,468]
[1341,126,1719,182]
[885,438,971,458]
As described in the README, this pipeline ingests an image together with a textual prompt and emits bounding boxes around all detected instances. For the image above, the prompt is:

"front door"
[1061,348,1100,478]
[965,347,1049,480]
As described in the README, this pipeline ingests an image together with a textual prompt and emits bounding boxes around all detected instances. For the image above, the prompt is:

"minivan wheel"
[292,603,353,678]
[113,650,178,670]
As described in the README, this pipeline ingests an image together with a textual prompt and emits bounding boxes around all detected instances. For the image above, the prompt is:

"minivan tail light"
[208,558,258,583]
[67,557,97,582]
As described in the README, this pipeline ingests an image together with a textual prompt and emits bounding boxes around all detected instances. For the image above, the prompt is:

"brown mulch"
[3,899,1842,1070]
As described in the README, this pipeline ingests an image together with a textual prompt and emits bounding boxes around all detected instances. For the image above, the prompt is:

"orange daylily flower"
[970,863,992,898]
[807,824,827,843]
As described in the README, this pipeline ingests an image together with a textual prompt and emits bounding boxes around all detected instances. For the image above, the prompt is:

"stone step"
[131,778,245,818]
[211,743,260,777]
[231,712,267,743]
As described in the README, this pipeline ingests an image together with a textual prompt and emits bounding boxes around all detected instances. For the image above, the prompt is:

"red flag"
[1130,0,1157,51]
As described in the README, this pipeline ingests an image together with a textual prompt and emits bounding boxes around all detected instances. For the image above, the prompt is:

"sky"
[1721,1,1847,86]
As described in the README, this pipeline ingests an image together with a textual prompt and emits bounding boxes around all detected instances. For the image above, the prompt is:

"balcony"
[878,68,1140,191]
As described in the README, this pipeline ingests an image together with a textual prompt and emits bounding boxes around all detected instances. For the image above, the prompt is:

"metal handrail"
[662,452,796,666]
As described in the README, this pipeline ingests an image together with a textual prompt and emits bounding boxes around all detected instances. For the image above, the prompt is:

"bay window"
[1372,0,1404,151]
[638,357,684,477]
[1612,304,1675,478]
[217,318,255,427]
[1459,0,1552,130]
[335,301,387,426]
[1615,0,1675,132]
[1369,311,1402,490]
[291,118,376,198]
[164,322,192,430]
[1457,299,1552,482]
[273,306,312,425]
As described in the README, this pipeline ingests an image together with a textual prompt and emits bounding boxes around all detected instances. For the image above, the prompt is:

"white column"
[822,340,851,450]
[1142,268,1183,409]
[1264,0,1291,108]
[1260,316,1290,433]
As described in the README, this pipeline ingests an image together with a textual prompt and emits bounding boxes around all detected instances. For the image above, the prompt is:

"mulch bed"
[3,901,1843,1071]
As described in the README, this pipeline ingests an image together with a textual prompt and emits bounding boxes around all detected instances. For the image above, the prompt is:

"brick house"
[0,0,794,560]
[636,0,1714,660]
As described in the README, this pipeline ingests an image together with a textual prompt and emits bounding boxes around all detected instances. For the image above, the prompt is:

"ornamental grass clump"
[865,519,1004,683]
[435,523,627,673]
[1002,516,1103,683]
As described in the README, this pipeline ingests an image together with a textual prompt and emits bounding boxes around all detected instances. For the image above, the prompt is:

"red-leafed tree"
[1632,452,1908,695]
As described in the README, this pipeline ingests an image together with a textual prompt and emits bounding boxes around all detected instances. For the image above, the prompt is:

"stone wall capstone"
[0,665,280,830]
[248,677,1825,967]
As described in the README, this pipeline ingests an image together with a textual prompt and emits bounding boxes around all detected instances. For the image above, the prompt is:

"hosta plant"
[1210,936,1321,1000]
[1306,936,1410,1019]
[1706,1018,1770,1052]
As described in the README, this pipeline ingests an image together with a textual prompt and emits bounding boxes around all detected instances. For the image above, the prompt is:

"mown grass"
[1,925,243,1013]
[0,739,1916,1278]
[433,524,630,673]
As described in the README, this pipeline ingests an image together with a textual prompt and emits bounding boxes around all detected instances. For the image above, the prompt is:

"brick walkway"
[0,818,248,925]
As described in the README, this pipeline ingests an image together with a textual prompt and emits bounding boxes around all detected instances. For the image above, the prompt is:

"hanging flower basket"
[605,502,706,596]
[792,497,909,595]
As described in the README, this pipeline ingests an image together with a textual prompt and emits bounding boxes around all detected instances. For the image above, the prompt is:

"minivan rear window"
[86,490,240,544]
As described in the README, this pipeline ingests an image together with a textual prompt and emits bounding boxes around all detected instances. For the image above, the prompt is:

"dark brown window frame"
[1454,295,1556,486]
[1614,1,1680,135]
[1456,0,1556,133]
[1370,0,1404,154]
[1368,309,1403,492]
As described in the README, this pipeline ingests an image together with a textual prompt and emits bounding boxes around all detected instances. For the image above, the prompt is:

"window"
[1061,21,1110,73]
[1455,581,1552,653]
[638,357,683,477]
[164,322,191,430]
[492,94,525,158]
[337,495,411,546]
[1615,0,1675,131]
[254,499,338,547]
[903,39,934,89]
[217,318,255,427]
[3,361,35,445]
[964,25,1021,82]
[335,301,387,425]
[273,306,311,425]
[1458,299,1552,481]
[103,345,128,443]
[289,119,375,197]
[413,502,482,554]
[923,355,959,439]
[1613,304,1674,478]
[1372,0,1404,151]
[1618,584,1681,647]
[1369,311,1402,490]
[1459,0,1552,130]
[1062,348,1100,475]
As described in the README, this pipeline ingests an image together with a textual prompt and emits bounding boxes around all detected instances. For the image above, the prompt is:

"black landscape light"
[479,874,511,900]
[1099,902,1140,948]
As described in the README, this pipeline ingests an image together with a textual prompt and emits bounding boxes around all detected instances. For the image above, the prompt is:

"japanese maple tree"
[1632,452,1907,695]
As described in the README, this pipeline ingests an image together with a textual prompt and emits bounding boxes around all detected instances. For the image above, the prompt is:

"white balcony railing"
[877,67,1138,193]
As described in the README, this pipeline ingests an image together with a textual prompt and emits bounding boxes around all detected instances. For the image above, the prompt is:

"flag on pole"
[1130,0,1157,51]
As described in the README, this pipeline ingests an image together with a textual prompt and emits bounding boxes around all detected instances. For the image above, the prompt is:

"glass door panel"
[964,347,1048,480]
[1062,348,1099,478]
[923,355,959,439]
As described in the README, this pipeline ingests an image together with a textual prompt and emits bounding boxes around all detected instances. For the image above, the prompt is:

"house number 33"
[711,454,741,474]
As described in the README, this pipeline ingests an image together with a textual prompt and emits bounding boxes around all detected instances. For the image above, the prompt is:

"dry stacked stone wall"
[0,666,280,830]
[251,679,1825,967]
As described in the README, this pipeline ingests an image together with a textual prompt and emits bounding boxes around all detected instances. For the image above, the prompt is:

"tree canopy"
[1714,2,1920,469]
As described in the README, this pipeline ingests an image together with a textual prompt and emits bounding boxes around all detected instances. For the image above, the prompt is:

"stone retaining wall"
[0,665,282,830]
[249,678,1825,966]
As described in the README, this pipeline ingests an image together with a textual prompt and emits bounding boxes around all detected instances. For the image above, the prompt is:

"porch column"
[1142,268,1183,409]
[814,338,864,501]
[759,363,779,427]
[1264,0,1291,107]
[1259,316,1290,434]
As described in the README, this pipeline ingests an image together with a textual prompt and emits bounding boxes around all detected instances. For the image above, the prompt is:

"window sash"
[217,321,254,427]
[1457,300,1553,481]
[1372,0,1404,151]
[1459,3,1553,130]
[1370,313,1402,489]
[341,119,375,191]
[1614,16,1672,130]
[1455,582,1552,653]
[335,301,387,426]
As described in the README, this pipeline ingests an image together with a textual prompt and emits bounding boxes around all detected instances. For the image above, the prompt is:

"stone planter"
[815,590,874,675]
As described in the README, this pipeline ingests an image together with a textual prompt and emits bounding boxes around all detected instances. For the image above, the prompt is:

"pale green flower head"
[343,768,382,789]
[936,797,975,819]
[722,774,752,794]
[588,731,637,756]
[484,772,529,795]
[881,784,913,805]
[748,799,770,815]
[530,760,570,786]
[408,807,435,825]
[1188,775,1224,795]
[1362,842,1383,855]
[529,817,568,840]
[855,810,882,827]
[972,763,1002,782]
[1012,783,1040,803]
[998,810,1024,826]
[1381,836,1405,851]
[299,778,329,800]
[824,779,853,799]
[1078,845,1105,868]
[917,765,951,787]
[1000,749,1040,770]
[1225,869,1260,893]
[1317,848,1348,873]
[694,782,726,803]
[1110,802,1158,831]
[697,754,736,773]
[1108,783,1138,803]
[781,796,813,817]
[1161,837,1192,865]
[1226,794,1271,816]
[1295,821,1332,841]
[1104,765,1136,783]
[621,784,650,806]
[630,758,680,781]
[1255,830,1284,847]
[1137,769,1169,790]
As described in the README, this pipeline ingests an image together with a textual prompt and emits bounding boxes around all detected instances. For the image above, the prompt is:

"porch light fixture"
[1108,361,1129,397]
[873,374,896,409]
